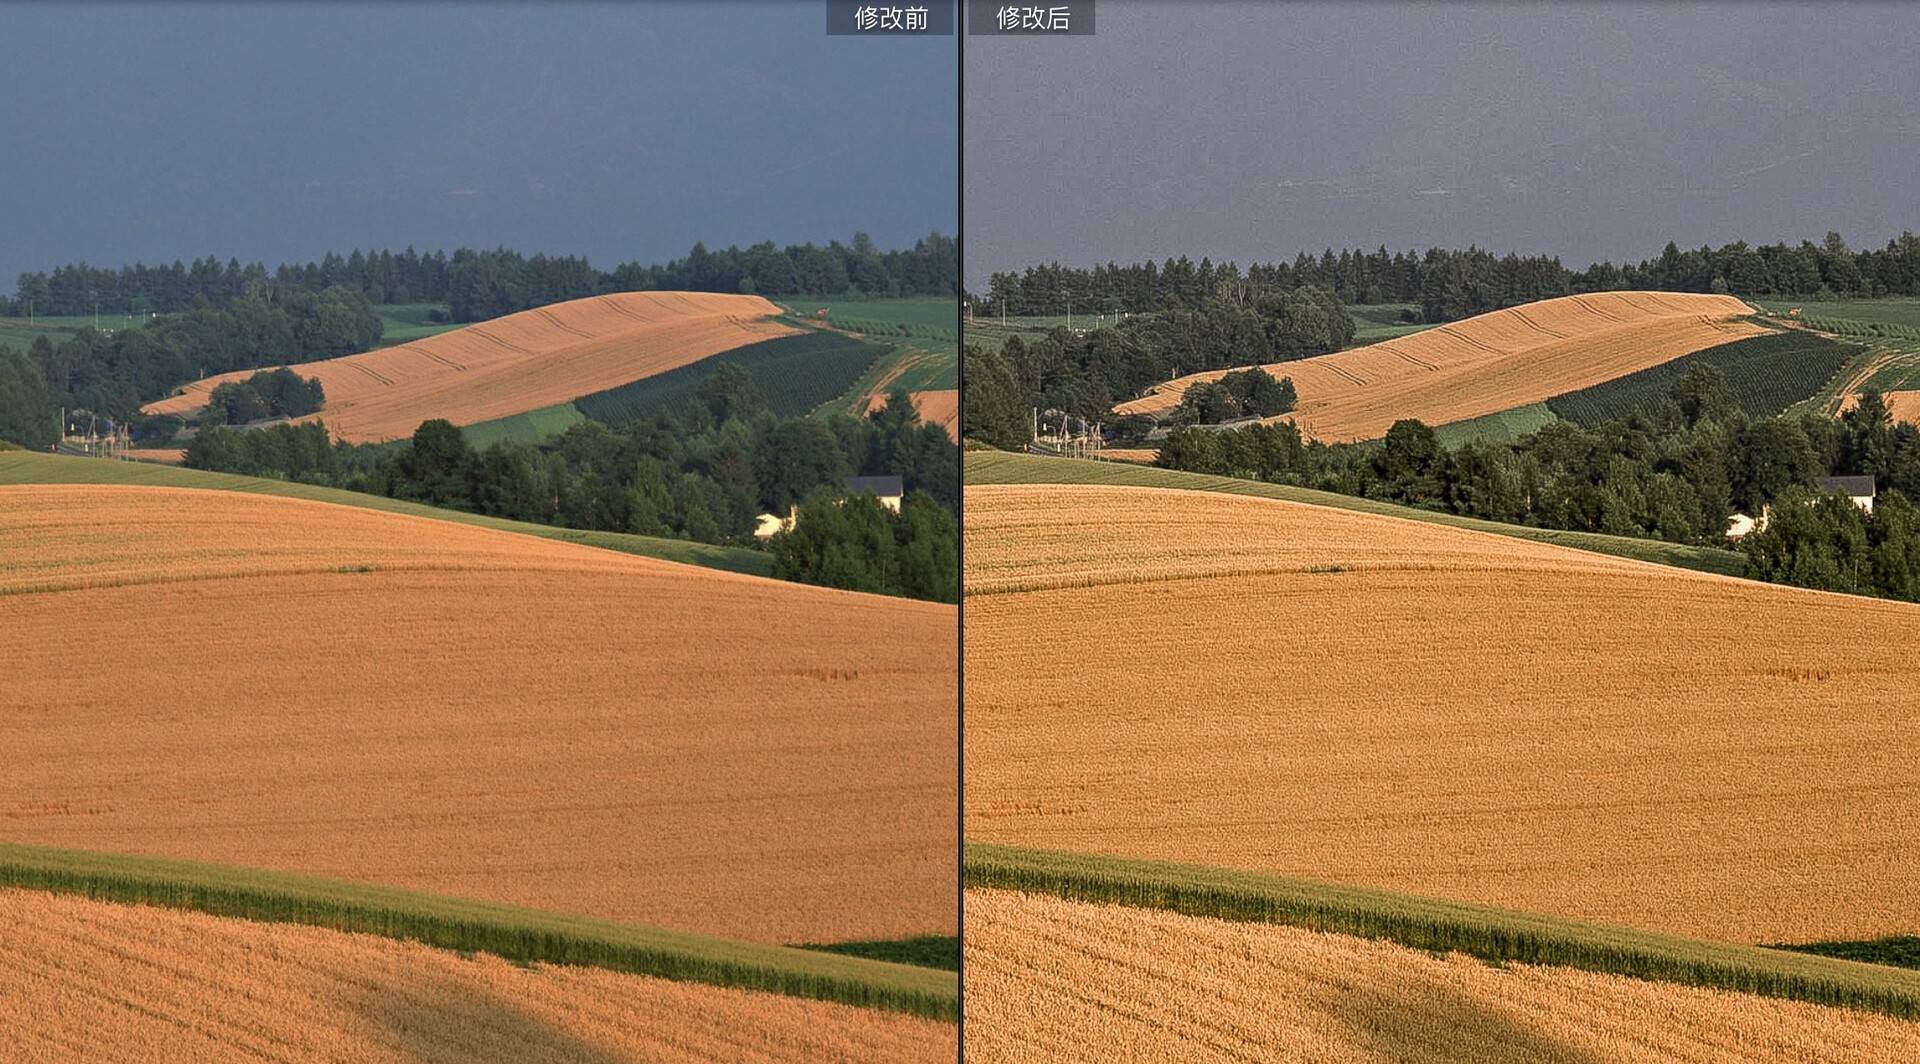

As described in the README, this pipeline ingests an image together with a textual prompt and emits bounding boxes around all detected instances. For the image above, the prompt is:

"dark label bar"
[825,1,957,35]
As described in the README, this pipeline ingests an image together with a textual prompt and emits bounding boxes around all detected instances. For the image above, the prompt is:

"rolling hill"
[142,292,795,442]
[0,450,771,575]
[964,885,1920,1063]
[1114,291,1765,441]
[0,483,956,946]
[1,886,954,1062]
[964,471,1920,946]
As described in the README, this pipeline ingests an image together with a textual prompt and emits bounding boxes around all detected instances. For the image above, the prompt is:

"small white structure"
[1812,475,1876,513]
[841,476,905,514]
[1726,512,1759,540]
[753,506,798,540]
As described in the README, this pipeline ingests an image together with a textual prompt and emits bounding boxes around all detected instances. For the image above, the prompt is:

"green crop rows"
[574,332,890,425]
[1545,332,1861,427]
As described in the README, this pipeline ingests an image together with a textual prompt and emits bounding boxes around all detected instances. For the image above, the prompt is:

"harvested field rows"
[143,292,795,442]
[0,485,956,945]
[1114,292,1764,441]
[1879,389,1920,426]
[0,888,954,1063]
[964,482,1920,944]
[964,888,1920,1064]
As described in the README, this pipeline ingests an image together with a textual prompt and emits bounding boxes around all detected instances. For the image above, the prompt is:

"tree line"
[962,289,1351,442]
[971,231,1920,323]
[0,286,381,447]
[5,231,958,323]
[182,369,958,601]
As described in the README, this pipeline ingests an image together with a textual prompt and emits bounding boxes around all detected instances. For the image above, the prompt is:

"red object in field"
[817,309,828,317]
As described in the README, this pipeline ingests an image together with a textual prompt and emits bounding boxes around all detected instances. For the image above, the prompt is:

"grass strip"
[965,843,1920,1020]
[797,935,959,972]
[0,451,772,577]
[0,843,956,1021]
[964,450,1748,579]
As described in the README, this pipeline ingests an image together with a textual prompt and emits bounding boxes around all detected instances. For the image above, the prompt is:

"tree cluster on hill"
[770,489,958,602]
[1175,367,1298,426]
[4,286,378,438]
[971,231,1920,323]
[181,370,958,600]
[961,290,1351,442]
[200,368,325,427]
[1741,485,1920,602]
[1153,372,1920,585]
[6,231,958,323]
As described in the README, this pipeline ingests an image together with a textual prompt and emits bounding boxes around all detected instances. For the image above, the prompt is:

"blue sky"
[1,1,958,283]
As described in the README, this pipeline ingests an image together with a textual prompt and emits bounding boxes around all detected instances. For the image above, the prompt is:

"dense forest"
[181,371,958,602]
[970,231,1920,324]
[1151,373,1920,605]
[3,231,957,323]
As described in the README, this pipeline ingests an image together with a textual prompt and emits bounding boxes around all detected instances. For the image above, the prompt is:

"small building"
[1812,475,1876,513]
[841,475,905,514]
[1726,512,1759,540]
[752,505,797,541]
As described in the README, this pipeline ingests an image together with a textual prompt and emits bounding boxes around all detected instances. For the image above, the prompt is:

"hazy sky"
[965,2,1919,289]
[1,2,958,284]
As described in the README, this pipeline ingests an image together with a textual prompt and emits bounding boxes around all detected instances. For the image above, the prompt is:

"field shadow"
[350,967,636,1064]
[1322,962,1605,1064]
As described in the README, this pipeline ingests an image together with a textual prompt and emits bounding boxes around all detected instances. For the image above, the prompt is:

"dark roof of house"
[1814,475,1876,497]
[842,475,904,497]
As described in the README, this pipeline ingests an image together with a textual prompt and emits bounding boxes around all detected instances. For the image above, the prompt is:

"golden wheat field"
[0,888,955,1064]
[1113,292,1764,441]
[964,888,1920,1064]
[1878,389,1920,426]
[907,390,960,440]
[0,485,956,945]
[965,482,1920,944]
[141,292,795,442]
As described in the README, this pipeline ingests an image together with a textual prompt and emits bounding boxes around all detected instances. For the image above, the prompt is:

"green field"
[460,402,587,449]
[780,297,957,332]
[0,312,150,352]
[0,451,774,577]
[0,842,955,1020]
[965,450,1749,578]
[815,346,958,419]
[780,297,958,360]
[776,299,960,417]
[1545,331,1861,428]
[1431,402,1559,447]
[576,331,891,426]
[966,844,1920,1020]
[1863,350,1920,393]
[1751,298,1920,332]
[1346,302,1440,345]
[374,302,461,345]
